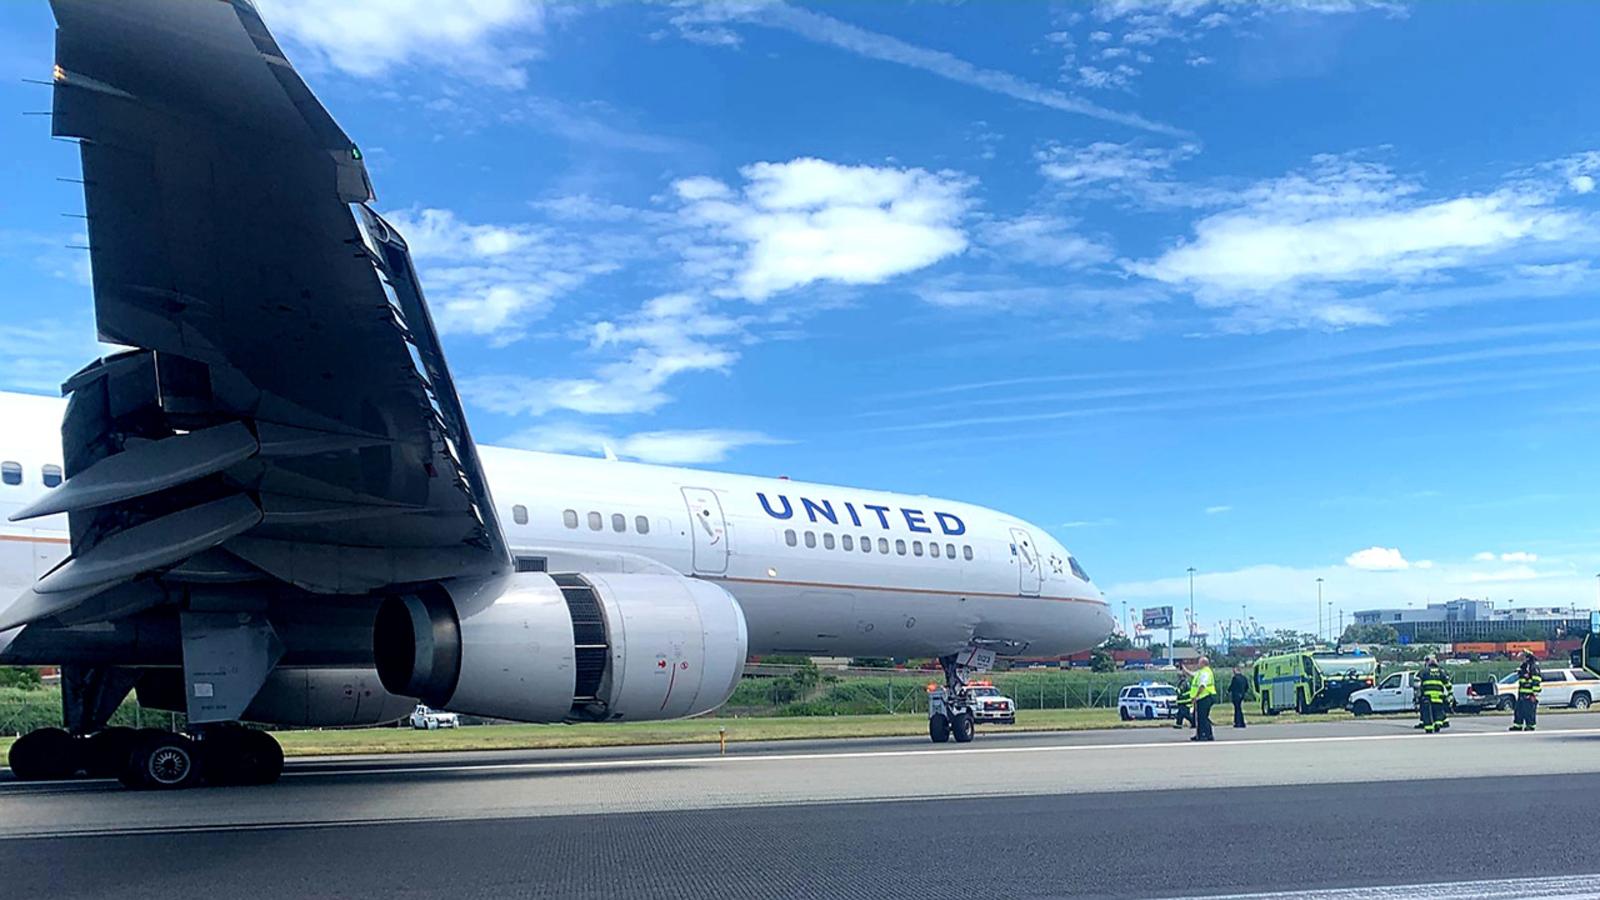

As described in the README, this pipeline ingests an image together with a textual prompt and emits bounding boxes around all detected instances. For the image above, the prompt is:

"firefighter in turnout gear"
[1173,666,1194,730]
[1418,657,1449,734]
[1511,651,1542,731]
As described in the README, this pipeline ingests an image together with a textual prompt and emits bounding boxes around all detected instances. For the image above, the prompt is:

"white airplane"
[0,0,1112,788]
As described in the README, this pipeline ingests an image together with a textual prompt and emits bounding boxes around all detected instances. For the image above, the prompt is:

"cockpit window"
[1068,557,1090,582]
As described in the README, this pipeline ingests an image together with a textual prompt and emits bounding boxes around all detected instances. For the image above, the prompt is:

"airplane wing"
[2,0,510,630]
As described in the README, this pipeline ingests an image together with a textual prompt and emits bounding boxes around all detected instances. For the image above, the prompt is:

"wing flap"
[9,1,511,633]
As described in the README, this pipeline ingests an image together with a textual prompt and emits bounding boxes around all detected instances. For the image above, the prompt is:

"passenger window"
[879,538,890,554]
[587,511,603,531]
[862,536,873,553]
[804,532,817,549]
[563,509,579,529]
[612,513,626,533]
[823,533,836,550]
[962,545,973,561]
[512,504,528,525]
[0,461,19,486]
[636,516,650,534]
[929,542,940,558]
[1129,688,1145,699]
[1575,671,1598,682]
[842,535,854,551]
[1544,671,1568,683]
[895,539,906,556]
[785,529,797,547]
[912,541,924,557]
[42,464,62,488]
[1380,674,1403,690]
[946,543,956,559]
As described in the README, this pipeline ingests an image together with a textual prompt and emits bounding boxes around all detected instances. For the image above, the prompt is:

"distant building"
[1352,599,1590,642]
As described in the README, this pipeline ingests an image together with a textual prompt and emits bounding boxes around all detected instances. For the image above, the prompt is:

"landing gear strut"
[927,652,981,744]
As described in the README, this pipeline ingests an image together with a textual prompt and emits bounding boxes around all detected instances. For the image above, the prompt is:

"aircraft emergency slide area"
[0,0,1112,790]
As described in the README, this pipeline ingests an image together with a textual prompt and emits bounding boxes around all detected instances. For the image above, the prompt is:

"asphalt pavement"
[5,715,1600,898]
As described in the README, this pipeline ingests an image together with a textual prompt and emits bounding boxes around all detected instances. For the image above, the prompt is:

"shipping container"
[1453,642,1500,655]
[1505,641,1547,657]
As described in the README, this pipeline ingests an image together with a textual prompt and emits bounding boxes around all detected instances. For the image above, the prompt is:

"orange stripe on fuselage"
[0,534,69,545]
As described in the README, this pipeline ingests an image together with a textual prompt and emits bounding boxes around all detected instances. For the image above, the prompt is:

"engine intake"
[374,572,747,722]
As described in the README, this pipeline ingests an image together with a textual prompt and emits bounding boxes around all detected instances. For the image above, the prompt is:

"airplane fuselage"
[0,391,1113,663]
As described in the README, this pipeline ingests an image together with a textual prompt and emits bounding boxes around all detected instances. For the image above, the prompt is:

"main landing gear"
[7,724,283,789]
[927,652,983,744]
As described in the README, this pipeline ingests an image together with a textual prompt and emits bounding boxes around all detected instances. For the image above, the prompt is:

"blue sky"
[3,1,1600,638]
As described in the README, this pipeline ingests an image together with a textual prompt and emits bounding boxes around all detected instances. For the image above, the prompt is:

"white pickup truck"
[1346,670,1498,716]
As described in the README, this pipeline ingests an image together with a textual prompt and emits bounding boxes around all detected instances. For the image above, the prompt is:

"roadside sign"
[1142,606,1173,629]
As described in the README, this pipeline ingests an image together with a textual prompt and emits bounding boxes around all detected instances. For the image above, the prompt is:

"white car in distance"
[409,704,461,730]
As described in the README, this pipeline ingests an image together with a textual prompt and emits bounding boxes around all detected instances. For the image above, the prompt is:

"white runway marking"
[1168,873,1600,899]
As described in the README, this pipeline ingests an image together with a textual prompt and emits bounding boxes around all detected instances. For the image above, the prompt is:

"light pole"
[1316,577,1325,643]
[1187,567,1197,645]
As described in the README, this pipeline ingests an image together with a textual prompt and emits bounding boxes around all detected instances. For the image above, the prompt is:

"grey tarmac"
[4,714,1600,898]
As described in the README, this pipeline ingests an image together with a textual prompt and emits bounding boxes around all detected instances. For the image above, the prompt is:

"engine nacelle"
[374,572,748,722]
[243,667,416,727]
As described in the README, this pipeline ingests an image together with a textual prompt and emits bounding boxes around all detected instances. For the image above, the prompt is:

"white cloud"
[0,318,104,394]
[460,293,743,417]
[1036,141,1199,192]
[1053,0,1405,91]
[1130,154,1594,331]
[1205,505,1232,514]
[1479,551,1540,563]
[1345,546,1410,571]
[912,275,1166,315]
[385,208,618,345]
[978,215,1113,268]
[460,294,739,416]
[257,0,544,87]
[1572,175,1596,195]
[504,423,780,464]
[667,2,1181,135]
[673,158,973,301]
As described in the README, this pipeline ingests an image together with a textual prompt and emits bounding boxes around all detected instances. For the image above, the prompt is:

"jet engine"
[373,572,748,722]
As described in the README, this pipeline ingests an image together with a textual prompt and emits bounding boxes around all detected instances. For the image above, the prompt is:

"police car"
[966,681,1017,725]
[409,704,460,730]
[1118,681,1179,721]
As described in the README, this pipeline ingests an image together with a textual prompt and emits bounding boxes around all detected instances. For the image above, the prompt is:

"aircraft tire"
[121,731,203,790]
[84,727,139,778]
[205,728,284,786]
[7,728,79,780]
[929,713,950,743]
[952,711,975,743]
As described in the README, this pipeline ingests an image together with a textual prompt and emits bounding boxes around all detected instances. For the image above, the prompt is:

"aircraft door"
[1009,527,1042,596]
[681,487,729,574]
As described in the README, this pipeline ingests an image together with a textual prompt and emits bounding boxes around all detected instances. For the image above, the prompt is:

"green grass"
[0,706,1377,765]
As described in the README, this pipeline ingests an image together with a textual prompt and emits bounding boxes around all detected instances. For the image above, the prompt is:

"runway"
[6,715,1600,898]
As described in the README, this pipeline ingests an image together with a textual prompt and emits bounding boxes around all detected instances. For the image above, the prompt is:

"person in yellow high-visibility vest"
[1190,656,1217,742]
